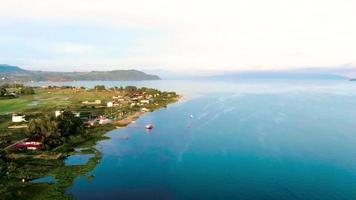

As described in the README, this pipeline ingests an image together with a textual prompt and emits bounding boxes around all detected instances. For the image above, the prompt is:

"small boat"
[145,124,154,130]
[190,114,194,118]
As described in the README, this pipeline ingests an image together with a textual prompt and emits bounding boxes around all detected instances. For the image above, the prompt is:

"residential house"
[141,107,150,112]
[12,114,26,123]
[13,141,43,151]
[55,110,63,117]
[82,100,102,105]
[99,117,112,125]
[140,100,150,104]
[107,101,113,107]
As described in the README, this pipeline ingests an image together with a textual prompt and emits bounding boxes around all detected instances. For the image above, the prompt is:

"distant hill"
[0,65,160,82]
[200,70,347,80]
[0,64,27,73]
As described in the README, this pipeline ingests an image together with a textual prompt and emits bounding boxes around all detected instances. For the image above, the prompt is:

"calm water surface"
[32,80,356,199]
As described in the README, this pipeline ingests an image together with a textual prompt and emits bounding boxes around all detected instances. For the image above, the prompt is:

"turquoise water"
[34,80,356,199]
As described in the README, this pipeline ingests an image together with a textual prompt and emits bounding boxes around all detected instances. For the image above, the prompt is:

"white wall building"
[55,110,63,117]
[107,101,113,107]
[12,115,25,123]
[140,100,150,104]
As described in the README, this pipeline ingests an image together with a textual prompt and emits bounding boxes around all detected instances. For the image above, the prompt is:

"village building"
[55,110,63,117]
[140,100,150,104]
[12,114,26,123]
[99,117,112,125]
[141,107,150,112]
[13,141,43,151]
[73,112,80,117]
[82,100,102,105]
[112,95,123,100]
[107,101,113,107]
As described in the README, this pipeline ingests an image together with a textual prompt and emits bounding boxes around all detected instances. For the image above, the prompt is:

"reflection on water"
[65,154,95,166]
[31,176,56,184]
[0,147,101,199]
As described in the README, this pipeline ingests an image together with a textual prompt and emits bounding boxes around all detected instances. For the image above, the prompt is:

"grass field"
[0,88,118,115]
[0,88,121,142]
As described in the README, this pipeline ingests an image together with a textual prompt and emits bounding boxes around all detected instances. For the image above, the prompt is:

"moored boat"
[145,124,154,129]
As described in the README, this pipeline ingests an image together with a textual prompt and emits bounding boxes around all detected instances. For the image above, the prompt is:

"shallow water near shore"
[30,79,356,200]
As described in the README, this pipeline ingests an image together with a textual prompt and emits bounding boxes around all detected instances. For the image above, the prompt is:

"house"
[131,97,139,102]
[85,119,98,127]
[99,117,112,125]
[55,110,63,117]
[116,98,126,102]
[140,100,150,104]
[107,101,113,107]
[112,95,123,99]
[55,110,80,117]
[12,114,26,123]
[82,100,102,105]
[73,112,80,117]
[141,108,150,112]
[7,92,18,98]
[12,141,43,151]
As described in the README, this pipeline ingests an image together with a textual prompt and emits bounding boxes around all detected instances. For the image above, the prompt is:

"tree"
[27,111,84,149]
[125,86,137,92]
[20,87,35,95]
[27,115,61,149]
[56,111,84,138]
[0,87,6,96]
[94,85,106,91]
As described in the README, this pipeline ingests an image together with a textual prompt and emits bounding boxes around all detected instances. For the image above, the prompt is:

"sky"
[0,0,356,72]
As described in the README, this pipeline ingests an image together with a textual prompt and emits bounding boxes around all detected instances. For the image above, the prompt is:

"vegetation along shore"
[0,83,180,199]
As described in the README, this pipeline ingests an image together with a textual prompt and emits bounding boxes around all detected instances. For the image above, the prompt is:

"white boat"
[145,124,154,129]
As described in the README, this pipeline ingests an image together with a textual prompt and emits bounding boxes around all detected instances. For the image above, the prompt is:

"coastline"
[0,84,182,161]
[112,95,182,130]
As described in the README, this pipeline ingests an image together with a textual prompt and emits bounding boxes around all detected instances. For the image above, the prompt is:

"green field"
[0,88,117,115]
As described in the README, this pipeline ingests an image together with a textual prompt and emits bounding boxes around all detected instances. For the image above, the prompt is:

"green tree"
[27,115,61,149]
[125,86,137,92]
[94,85,106,91]
[0,86,6,96]
[56,111,84,138]
[20,87,35,95]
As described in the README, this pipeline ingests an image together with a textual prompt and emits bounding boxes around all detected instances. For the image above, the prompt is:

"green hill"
[0,64,27,73]
[0,65,160,82]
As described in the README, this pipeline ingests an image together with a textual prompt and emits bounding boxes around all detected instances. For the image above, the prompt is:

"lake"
[31,80,356,199]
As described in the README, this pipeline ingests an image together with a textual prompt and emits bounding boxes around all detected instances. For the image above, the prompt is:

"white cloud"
[49,43,93,55]
[0,0,356,71]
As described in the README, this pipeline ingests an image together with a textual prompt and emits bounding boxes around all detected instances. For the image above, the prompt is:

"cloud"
[0,0,356,71]
[49,43,93,54]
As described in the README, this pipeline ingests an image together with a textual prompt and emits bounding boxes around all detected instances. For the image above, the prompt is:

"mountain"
[199,70,347,80]
[0,64,27,73]
[0,65,160,82]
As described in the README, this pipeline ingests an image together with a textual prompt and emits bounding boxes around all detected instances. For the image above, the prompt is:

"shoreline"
[1,86,182,161]
[3,95,182,160]
[113,95,183,130]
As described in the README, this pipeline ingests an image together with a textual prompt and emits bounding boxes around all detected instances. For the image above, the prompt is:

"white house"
[107,101,113,107]
[140,100,150,104]
[99,117,112,125]
[141,108,150,112]
[55,110,63,117]
[12,114,26,123]
[82,100,102,105]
